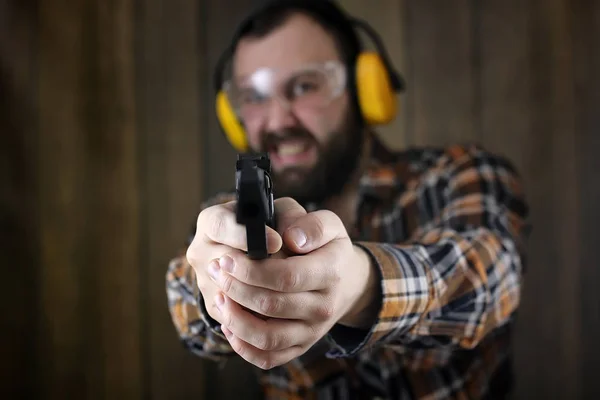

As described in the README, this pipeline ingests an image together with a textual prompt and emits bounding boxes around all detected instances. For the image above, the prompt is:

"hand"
[210,197,379,370]
[185,201,283,325]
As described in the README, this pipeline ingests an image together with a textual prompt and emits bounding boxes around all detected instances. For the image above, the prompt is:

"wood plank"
[512,0,581,398]
[405,0,479,146]
[0,1,39,398]
[37,0,142,397]
[89,0,142,397]
[479,0,531,169]
[37,0,89,396]
[572,0,600,398]
[135,0,207,397]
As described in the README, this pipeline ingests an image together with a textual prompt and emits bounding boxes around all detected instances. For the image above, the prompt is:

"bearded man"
[166,1,530,399]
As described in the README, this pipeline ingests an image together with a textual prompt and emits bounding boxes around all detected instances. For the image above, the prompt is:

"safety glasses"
[223,60,347,122]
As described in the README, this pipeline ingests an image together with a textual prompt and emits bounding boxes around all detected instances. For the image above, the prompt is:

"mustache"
[260,128,316,151]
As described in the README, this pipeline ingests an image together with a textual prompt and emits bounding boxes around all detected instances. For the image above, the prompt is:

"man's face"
[231,13,364,205]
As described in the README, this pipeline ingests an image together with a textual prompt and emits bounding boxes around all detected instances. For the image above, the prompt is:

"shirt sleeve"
[166,251,235,362]
[326,145,530,357]
[165,192,238,362]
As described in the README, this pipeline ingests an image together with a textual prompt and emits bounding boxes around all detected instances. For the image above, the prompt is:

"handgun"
[235,153,276,260]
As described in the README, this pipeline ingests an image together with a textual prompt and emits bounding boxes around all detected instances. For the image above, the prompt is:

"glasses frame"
[222,60,348,121]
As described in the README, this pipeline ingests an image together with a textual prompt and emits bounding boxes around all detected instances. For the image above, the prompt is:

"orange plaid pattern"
[166,133,530,399]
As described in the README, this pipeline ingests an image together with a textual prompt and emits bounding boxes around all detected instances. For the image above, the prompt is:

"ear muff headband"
[214,5,405,153]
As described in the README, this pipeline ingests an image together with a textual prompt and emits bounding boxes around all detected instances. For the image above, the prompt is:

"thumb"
[273,197,307,235]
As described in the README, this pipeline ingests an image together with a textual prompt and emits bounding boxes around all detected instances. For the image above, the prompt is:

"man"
[166,0,530,398]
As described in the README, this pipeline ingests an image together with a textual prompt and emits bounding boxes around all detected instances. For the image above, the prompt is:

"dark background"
[2,0,599,398]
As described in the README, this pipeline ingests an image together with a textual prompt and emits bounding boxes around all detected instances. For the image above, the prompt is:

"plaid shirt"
[166,133,530,399]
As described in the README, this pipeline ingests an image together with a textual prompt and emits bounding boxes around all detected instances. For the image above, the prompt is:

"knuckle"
[258,295,283,316]
[308,322,322,340]
[259,357,273,370]
[185,245,198,267]
[196,275,209,293]
[231,337,245,356]
[330,265,342,286]
[220,274,234,293]
[257,332,277,351]
[309,214,326,243]
[207,208,227,240]
[234,254,249,282]
[315,301,335,321]
[206,303,219,321]
[280,268,299,291]
[223,310,233,328]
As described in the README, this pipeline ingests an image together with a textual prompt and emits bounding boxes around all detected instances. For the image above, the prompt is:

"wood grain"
[572,0,600,398]
[0,0,39,398]
[135,0,207,397]
[37,0,142,397]
[405,0,480,146]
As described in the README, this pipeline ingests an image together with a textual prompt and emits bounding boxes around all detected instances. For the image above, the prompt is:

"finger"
[197,201,282,254]
[224,251,338,292]
[221,325,303,370]
[203,284,225,325]
[217,294,311,352]
[273,197,307,235]
[282,209,348,254]
[209,258,334,319]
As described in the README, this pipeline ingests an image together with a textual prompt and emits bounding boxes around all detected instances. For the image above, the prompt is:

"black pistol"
[235,153,276,260]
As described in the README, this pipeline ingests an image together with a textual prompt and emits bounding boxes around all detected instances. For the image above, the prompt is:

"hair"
[214,0,362,94]
[235,0,361,67]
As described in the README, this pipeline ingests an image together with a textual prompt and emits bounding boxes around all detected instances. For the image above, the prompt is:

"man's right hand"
[185,201,283,324]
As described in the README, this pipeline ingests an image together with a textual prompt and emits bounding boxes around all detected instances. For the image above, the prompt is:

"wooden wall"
[2,0,598,399]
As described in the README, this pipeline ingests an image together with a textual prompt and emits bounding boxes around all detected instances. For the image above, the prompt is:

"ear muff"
[355,51,398,125]
[216,90,249,152]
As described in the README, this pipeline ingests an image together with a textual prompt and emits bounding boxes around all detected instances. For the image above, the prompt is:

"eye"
[239,89,267,105]
[292,80,318,96]
[287,73,323,98]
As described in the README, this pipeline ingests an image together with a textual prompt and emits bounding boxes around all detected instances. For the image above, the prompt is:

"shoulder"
[389,143,523,184]
[376,143,526,207]
[405,144,527,212]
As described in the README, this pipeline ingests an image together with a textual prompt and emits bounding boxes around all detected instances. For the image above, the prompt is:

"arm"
[166,192,237,362]
[327,145,530,357]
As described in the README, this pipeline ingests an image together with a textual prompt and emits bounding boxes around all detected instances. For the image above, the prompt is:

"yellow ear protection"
[213,0,405,153]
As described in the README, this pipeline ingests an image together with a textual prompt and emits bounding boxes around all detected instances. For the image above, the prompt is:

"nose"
[264,97,296,133]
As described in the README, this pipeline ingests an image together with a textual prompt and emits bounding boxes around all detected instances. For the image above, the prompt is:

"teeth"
[278,143,305,156]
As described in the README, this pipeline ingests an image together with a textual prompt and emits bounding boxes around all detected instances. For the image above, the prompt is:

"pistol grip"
[246,221,269,260]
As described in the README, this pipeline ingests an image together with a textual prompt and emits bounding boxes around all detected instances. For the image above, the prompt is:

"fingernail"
[288,227,307,247]
[219,255,234,273]
[208,260,220,281]
[215,293,224,310]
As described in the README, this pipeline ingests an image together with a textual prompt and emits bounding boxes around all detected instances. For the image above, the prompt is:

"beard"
[258,111,365,208]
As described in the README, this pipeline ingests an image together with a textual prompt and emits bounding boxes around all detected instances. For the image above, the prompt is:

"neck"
[322,130,372,232]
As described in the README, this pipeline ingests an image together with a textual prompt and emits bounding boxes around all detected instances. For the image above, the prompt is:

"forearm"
[326,225,524,357]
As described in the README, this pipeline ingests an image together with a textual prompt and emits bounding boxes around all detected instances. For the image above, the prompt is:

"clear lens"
[224,61,346,122]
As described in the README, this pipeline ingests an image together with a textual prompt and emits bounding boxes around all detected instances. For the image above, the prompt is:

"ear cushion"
[355,52,398,125]
[216,91,249,152]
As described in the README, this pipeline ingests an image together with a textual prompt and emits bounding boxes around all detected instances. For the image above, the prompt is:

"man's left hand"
[207,197,379,369]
